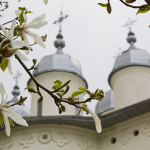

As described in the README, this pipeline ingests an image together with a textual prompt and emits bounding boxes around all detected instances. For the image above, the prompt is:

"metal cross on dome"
[53,9,69,33]
[112,47,123,59]
[13,71,22,85]
[123,18,137,29]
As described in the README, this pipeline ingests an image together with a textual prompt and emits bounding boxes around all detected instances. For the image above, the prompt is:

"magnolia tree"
[98,0,150,14]
[0,0,105,137]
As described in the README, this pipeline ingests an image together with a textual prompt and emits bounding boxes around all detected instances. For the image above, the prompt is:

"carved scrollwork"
[97,136,110,150]
[53,132,69,147]
[38,131,52,144]
[20,133,35,148]
[0,138,13,150]
[118,129,131,145]
[76,136,91,150]
[143,121,150,137]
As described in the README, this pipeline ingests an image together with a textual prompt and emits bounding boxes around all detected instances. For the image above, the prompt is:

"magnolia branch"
[14,54,84,109]
[119,0,149,9]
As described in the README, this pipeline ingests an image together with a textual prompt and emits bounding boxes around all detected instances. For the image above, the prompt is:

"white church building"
[1,14,150,150]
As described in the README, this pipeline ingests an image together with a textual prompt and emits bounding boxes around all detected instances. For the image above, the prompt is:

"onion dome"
[6,81,30,117]
[33,32,88,87]
[95,90,114,115]
[108,28,150,86]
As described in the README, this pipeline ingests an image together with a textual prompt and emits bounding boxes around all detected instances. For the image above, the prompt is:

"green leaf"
[32,58,37,65]
[54,80,62,86]
[63,85,69,96]
[125,0,136,3]
[19,10,25,25]
[98,3,108,7]
[0,113,4,125]
[71,91,84,98]
[0,59,9,72]
[136,7,150,15]
[19,96,27,104]
[78,87,91,96]
[24,86,36,93]
[8,119,14,127]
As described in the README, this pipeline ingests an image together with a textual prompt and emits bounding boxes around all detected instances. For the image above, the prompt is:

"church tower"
[28,12,88,116]
[96,20,150,114]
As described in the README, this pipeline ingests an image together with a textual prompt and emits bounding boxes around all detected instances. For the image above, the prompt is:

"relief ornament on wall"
[20,133,35,148]
[53,132,69,147]
[0,138,13,150]
[76,135,91,150]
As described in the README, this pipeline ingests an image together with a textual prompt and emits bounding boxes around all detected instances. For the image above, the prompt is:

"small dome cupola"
[32,11,88,86]
[29,11,88,116]
[106,19,150,111]
[108,27,150,86]
[6,72,30,117]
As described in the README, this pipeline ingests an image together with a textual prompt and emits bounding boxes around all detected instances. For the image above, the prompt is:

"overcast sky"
[0,0,150,114]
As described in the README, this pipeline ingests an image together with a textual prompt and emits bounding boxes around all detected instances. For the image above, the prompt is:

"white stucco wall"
[29,72,87,116]
[1,112,150,150]
[110,66,150,111]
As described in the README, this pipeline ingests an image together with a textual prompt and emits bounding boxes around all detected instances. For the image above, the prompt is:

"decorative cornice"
[76,135,91,150]
[52,132,69,147]
[118,129,131,145]
[20,133,35,148]
[0,138,13,150]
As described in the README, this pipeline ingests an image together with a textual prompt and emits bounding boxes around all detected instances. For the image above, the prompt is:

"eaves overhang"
[1,98,150,132]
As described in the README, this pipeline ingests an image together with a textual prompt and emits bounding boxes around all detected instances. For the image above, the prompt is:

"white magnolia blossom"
[18,0,48,5]
[1,20,29,75]
[82,103,102,133]
[0,82,28,136]
[1,20,29,74]
[15,10,48,54]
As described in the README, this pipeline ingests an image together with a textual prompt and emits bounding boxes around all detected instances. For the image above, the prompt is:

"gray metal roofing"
[1,98,150,132]
[30,53,88,88]
[108,48,150,87]
[33,53,81,77]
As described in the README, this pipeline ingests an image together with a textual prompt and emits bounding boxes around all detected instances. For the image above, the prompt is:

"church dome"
[6,74,30,117]
[108,28,150,85]
[33,32,87,86]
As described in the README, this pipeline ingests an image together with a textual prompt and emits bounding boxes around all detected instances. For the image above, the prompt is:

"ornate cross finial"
[112,47,123,59]
[123,18,137,29]
[53,6,69,33]
[13,71,22,85]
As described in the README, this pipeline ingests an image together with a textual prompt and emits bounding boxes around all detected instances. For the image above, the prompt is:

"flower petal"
[2,111,10,136]
[0,82,6,97]
[7,59,13,75]
[26,21,48,29]
[16,51,29,61]
[22,32,31,55]
[8,20,16,41]
[1,25,7,37]
[31,14,46,23]
[15,9,21,17]
[43,0,48,5]
[3,108,28,127]
[27,31,46,49]
[11,40,25,49]
[87,107,102,133]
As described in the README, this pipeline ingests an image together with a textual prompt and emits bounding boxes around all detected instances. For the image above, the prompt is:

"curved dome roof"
[108,28,150,85]
[6,84,30,117]
[33,52,82,77]
[32,32,88,87]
